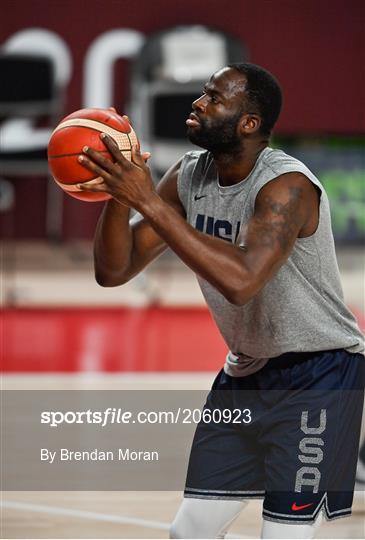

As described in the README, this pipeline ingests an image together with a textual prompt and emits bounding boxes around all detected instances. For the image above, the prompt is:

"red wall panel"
[2,307,228,372]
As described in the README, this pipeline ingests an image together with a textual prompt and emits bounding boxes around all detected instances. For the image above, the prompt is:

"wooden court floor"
[2,490,364,539]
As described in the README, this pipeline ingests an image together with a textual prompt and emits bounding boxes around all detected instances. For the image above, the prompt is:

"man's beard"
[187,112,242,155]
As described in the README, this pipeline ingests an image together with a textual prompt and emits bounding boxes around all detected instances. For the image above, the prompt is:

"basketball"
[47,108,139,201]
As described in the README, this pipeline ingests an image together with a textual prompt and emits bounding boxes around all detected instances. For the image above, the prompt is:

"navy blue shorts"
[184,349,365,524]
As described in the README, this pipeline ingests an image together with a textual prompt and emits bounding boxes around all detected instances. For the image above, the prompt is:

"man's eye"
[210,96,219,104]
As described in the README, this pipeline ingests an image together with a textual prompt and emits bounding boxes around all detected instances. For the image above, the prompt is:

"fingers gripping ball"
[47,108,139,202]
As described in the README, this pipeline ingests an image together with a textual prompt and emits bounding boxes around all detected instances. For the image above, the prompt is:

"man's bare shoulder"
[255,172,320,246]
[256,171,319,204]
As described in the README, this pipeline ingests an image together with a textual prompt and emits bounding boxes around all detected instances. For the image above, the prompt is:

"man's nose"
[192,94,207,112]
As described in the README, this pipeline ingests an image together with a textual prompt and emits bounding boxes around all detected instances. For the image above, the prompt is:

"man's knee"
[170,506,199,538]
[170,497,246,539]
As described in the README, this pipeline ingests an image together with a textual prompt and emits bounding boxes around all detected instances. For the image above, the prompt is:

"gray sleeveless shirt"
[177,147,364,376]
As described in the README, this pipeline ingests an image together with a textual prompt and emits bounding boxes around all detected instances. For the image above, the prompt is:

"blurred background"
[1,0,364,537]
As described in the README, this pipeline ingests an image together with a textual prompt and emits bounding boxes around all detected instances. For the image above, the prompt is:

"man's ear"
[240,114,261,135]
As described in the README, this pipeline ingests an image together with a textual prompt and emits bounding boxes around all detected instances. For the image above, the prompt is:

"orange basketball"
[47,108,139,202]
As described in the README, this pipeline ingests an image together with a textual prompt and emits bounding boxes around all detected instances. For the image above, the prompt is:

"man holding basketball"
[79,63,364,539]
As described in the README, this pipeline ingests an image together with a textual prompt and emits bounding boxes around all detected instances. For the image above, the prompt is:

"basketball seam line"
[50,125,132,143]
[51,119,135,144]
[52,117,132,134]
[48,150,111,159]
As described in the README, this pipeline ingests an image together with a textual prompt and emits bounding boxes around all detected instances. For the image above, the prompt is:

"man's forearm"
[94,199,133,286]
[138,193,251,304]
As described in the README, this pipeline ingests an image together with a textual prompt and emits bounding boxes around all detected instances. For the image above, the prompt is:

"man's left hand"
[77,133,153,211]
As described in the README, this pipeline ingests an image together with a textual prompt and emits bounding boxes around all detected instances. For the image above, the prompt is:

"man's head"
[186,63,282,154]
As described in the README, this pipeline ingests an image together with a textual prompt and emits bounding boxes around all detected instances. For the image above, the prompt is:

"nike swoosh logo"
[194,194,207,201]
[291,502,314,511]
